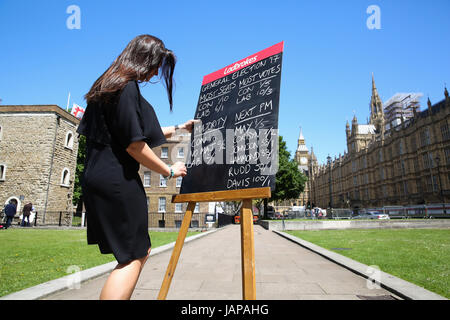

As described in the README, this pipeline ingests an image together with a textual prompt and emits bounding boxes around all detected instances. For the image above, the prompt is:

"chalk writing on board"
[180,42,284,194]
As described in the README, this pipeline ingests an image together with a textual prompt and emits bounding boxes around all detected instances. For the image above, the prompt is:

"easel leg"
[240,199,256,300]
[157,201,196,300]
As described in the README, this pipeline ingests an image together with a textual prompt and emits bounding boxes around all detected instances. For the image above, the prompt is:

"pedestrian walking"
[4,199,17,229]
[78,34,195,300]
[21,202,32,227]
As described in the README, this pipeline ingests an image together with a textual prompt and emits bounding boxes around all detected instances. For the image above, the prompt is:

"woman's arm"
[161,119,200,138]
[126,141,186,177]
[161,125,177,138]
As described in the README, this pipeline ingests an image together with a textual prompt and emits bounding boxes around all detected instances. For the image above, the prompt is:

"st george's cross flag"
[71,103,85,119]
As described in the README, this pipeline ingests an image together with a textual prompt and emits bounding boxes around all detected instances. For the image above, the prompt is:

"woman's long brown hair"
[85,34,176,110]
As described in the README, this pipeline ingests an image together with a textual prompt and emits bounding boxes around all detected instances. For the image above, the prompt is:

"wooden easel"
[157,187,271,300]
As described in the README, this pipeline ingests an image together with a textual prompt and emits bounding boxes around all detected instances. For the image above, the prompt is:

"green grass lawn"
[285,228,450,299]
[0,228,200,297]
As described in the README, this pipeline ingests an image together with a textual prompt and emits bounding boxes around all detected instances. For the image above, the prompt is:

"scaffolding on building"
[384,92,423,130]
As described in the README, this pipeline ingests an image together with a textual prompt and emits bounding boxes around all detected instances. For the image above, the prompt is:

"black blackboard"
[180,42,284,194]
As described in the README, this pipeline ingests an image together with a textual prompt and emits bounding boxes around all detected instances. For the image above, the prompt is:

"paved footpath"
[45,225,396,300]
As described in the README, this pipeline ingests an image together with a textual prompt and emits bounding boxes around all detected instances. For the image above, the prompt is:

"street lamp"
[435,155,446,214]
[327,155,333,218]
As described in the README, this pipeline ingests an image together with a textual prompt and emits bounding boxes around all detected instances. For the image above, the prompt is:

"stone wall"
[45,117,79,223]
[0,113,56,214]
[260,219,450,231]
[0,106,79,226]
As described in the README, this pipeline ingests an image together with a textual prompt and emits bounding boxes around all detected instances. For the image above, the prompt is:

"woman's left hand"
[180,119,200,133]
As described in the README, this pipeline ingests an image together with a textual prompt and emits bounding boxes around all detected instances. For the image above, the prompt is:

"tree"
[73,134,86,208]
[270,135,307,203]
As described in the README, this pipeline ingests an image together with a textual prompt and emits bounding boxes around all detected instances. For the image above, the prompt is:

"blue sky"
[1,0,449,164]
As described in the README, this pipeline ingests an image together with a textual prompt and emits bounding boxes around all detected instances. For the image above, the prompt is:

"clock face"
[300,157,307,164]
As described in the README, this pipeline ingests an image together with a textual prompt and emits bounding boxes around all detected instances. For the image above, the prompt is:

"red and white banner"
[202,41,284,85]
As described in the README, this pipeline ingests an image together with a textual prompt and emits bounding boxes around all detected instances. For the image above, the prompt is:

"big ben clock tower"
[295,127,310,206]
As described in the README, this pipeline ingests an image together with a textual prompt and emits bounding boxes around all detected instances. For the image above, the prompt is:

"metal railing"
[264,203,450,221]
[2,210,220,229]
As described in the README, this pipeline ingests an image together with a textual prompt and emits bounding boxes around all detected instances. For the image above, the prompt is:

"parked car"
[352,211,390,220]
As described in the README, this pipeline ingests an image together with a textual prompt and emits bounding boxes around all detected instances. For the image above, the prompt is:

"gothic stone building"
[0,105,80,225]
[311,77,450,209]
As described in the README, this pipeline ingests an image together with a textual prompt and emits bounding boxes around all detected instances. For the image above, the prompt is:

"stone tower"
[295,127,309,171]
[295,127,310,206]
[369,73,385,134]
[0,105,80,226]
[345,75,384,154]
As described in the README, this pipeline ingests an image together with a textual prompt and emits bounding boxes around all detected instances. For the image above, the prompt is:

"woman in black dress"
[77,34,195,300]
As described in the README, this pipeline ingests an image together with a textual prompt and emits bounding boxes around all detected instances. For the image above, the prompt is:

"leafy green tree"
[270,135,307,202]
[73,135,86,207]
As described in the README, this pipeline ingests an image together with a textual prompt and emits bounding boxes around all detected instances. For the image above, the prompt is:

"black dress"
[77,80,167,264]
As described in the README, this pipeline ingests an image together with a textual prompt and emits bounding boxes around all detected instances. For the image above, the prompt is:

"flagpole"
[66,92,71,111]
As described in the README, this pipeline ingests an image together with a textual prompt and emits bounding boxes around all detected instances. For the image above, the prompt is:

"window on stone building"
[194,203,200,213]
[158,197,166,212]
[403,181,408,195]
[61,168,70,186]
[422,153,431,169]
[420,128,431,147]
[353,176,358,186]
[401,160,406,176]
[177,147,184,158]
[378,150,383,163]
[433,176,439,192]
[413,157,420,172]
[0,164,6,181]
[397,183,403,195]
[143,171,151,187]
[385,147,391,160]
[441,123,450,141]
[159,175,167,187]
[427,176,438,192]
[175,203,183,213]
[379,167,384,180]
[443,147,450,165]
[410,135,417,152]
[416,179,423,194]
[161,147,168,159]
[398,141,404,155]
[176,176,182,188]
[65,131,74,149]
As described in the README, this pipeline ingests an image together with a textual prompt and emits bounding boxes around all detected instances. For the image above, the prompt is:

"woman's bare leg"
[99,248,151,300]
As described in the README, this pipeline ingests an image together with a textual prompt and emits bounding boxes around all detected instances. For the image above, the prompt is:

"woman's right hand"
[171,161,187,178]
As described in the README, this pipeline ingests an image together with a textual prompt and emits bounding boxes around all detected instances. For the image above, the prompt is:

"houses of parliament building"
[296,75,450,209]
